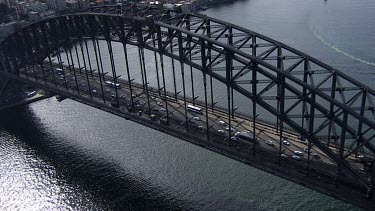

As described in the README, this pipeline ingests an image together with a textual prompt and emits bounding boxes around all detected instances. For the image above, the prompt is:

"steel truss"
[0,5,375,204]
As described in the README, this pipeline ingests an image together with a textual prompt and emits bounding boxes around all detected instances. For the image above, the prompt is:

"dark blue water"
[1,0,374,210]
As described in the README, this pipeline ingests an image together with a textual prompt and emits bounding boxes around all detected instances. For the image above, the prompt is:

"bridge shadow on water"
[0,105,262,211]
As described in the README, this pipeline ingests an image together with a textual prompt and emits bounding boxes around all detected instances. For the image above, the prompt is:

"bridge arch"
[1,10,375,196]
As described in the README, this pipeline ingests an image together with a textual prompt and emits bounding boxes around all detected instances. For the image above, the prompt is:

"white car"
[157,102,163,106]
[313,153,320,159]
[231,136,238,141]
[218,129,225,134]
[219,120,226,126]
[294,151,304,156]
[280,154,288,159]
[226,127,235,132]
[282,140,290,146]
[105,81,112,86]
[193,116,200,121]
[266,140,274,146]
[292,155,302,161]
[92,89,97,93]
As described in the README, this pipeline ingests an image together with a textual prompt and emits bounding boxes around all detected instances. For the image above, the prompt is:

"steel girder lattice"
[0,6,375,203]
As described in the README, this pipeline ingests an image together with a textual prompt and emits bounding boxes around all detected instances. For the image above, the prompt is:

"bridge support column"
[201,39,210,141]
[177,32,189,132]
[307,93,315,175]
[74,43,82,75]
[338,112,348,180]
[327,73,337,148]
[47,54,57,88]
[57,50,69,91]
[123,43,135,113]
[107,40,120,107]
[84,40,94,78]
[203,73,210,141]
[180,61,189,132]
[67,47,80,94]
[152,33,161,97]
[277,71,285,165]
[157,26,169,123]
[226,50,233,145]
[159,53,169,123]
[227,85,232,144]
[92,40,106,103]
[252,63,257,156]
[140,48,151,115]
[97,40,108,102]
[169,44,177,100]
[79,41,92,99]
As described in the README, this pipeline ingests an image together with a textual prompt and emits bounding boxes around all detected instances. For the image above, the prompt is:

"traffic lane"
[26,65,346,170]
[34,67,333,165]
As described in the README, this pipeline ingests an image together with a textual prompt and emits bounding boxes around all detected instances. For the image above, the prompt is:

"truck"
[235,131,258,144]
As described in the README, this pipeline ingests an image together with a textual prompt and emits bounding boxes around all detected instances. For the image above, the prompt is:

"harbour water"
[1,0,374,210]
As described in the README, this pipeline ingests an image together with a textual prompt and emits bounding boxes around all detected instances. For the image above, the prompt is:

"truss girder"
[1,10,375,192]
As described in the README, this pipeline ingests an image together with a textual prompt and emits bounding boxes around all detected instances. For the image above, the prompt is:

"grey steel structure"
[0,5,374,208]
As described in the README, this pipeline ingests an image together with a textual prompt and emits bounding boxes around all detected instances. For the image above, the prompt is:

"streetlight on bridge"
[212,100,218,112]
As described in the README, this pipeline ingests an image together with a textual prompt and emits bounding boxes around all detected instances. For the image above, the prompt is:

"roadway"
[15,60,373,209]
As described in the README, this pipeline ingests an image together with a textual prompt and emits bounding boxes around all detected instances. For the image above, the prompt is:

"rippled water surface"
[1,0,374,210]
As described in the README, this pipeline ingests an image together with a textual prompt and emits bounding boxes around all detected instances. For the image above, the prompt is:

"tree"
[0,3,11,24]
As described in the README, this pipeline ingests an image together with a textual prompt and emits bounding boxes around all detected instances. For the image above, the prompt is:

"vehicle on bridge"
[235,131,257,144]
[187,104,203,114]
[0,6,374,209]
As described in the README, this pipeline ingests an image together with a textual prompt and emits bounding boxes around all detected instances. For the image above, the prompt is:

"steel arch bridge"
[0,5,374,208]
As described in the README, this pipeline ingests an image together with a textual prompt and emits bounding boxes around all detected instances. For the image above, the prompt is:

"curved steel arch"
[1,10,375,194]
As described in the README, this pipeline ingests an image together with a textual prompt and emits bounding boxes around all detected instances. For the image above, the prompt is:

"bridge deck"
[1,61,370,209]
[1,9,374,209]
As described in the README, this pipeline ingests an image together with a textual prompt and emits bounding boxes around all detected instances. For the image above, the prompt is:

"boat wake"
[311,26,375,67]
